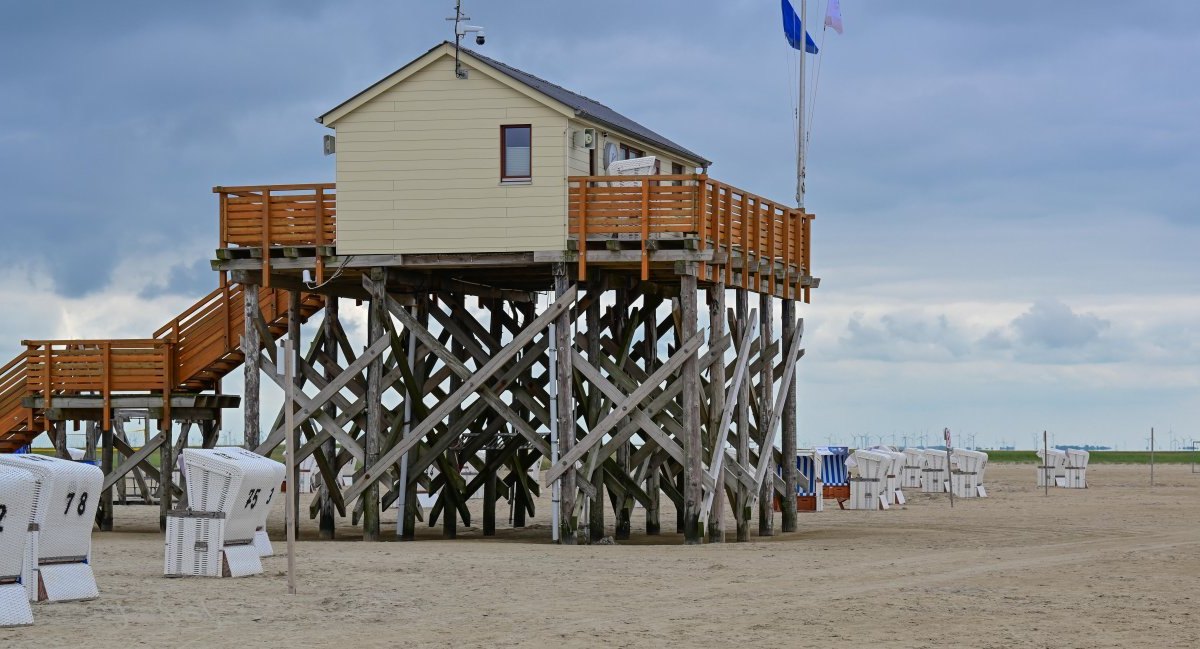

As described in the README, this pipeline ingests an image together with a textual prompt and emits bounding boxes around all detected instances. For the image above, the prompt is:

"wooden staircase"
[0,284,325,453]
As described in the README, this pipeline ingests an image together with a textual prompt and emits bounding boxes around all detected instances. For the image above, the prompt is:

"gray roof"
[459,45,709,165]
[319,42,709,166]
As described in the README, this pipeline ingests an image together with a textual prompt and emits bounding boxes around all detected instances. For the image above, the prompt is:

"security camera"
[458,24,485,46]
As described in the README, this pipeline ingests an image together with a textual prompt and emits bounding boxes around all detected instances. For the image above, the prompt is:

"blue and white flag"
[781,0,819,54]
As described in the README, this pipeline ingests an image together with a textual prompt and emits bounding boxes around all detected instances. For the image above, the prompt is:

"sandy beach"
[3,462,1198,649]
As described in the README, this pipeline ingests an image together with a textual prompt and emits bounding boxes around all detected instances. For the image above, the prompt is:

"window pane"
[503,126,531,178]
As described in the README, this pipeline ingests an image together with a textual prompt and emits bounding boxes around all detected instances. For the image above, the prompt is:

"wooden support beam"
[706,282,727,543]
[242,282,261,450]
[99,423,114,531]
[734,290,752,542]
[320,299,339,539]
[757,294,775,537]
[680,272,703,544]
[585,290,605,543]
[363,268,386,541]
[341,285,578,505]
[552,264,578,544]
[158,419,173,532]
[780,299,799,533]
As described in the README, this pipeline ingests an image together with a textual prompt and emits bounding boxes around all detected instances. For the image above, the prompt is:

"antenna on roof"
[447,0,486,79]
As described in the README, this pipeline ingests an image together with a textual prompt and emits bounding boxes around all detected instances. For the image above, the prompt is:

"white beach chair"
[0,454,102,603]
[950,449,988,498]
[920,450,949,494]
[1063,449,1089,488]
[165,448,284,578]
[848,449,891,510]
[0,465,37,627]
[1036,449,1068,487]
[901,448,925,489]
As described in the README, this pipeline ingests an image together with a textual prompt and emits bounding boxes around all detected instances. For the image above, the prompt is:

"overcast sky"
[2,1,1197,450]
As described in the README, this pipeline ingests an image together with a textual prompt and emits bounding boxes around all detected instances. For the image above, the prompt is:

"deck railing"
[154,284,310,391]
[567,174,813,299]
[215,183,336,286]
[0,352,29,436]
[22,339,174,429]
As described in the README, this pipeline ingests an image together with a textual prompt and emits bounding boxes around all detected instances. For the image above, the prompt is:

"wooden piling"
[243,282,261,450]
[586,290,605,543]
[363,268,385,541]
[552,263,577,544]
[707,281,727,542]
[680,271,703,544]
[758,293,775,537]
[100,424,114,531]
[780,298,799,533]
[159,419,173,532]
[320,298,339,539]
[642,292,662,536]
[735,288,751,542]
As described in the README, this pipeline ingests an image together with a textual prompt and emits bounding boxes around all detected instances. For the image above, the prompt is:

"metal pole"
[1150,427,1155,487]
[945,428,953,509]
[1043,430,1049,497]
[284,338,297,595]
[548,321,560,543]
[797,0,807,207]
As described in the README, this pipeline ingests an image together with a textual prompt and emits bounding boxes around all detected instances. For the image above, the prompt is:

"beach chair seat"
[0,465,37,626]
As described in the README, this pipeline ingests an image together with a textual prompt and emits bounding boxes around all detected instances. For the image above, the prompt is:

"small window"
[619,143,644,160]
[501,125,532,181]
[671,162,685,186]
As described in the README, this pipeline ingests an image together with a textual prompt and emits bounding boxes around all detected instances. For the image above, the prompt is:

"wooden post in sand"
[362,268,385,541]
[781,298,799,533]
[680,270,703,545]
[319,298,339,539]
[758,293,775,537]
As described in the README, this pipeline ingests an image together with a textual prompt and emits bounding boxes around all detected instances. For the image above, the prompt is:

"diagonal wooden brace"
[342,286,578,503]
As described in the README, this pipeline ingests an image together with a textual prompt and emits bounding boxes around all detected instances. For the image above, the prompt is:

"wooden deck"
[569,174,813,299]
[214,175,815,300]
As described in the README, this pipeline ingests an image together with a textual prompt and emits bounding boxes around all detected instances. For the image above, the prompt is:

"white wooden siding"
[333,55,569,255]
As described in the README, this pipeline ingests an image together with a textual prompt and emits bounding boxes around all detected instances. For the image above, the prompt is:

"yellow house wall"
[333,55,569,255]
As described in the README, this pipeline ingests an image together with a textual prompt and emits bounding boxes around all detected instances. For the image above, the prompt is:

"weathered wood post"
[758,294,775,537]
[320,298,339,539]
[681,270,703,544]
[159,419,173,532]
[445,319,465,541]
[707,281,727,542]
[483,297,501,537]
[400,296,427,541]
[243,283,261,450]
[642,291,662,535]
[363,268,386,541]
[735,288,752,542]
[780,298,799,533]
[288,289,302,539]
[613,285,633,541]
[100,423,114,531]
[53,420,69,459]
[552,263,577,544]
[585,288,604,543]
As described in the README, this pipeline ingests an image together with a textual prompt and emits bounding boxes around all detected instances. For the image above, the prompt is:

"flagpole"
[797,0,806,208]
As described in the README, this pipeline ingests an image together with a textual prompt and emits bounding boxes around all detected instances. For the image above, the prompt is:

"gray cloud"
[1010,300,1109,350]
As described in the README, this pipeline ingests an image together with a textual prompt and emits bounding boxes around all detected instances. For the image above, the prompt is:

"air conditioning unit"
[574,128,596,150]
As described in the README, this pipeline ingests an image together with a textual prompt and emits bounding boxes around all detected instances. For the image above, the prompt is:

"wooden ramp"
[0,285,324,452]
